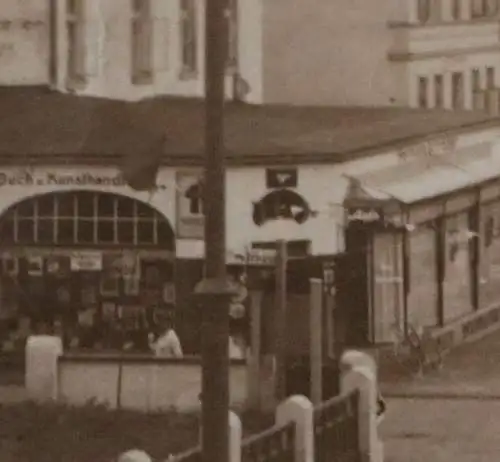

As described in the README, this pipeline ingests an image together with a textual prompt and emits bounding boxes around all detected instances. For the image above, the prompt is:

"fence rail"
[172,445,202,462]
[313,389,361,462]
[241,421,296,462]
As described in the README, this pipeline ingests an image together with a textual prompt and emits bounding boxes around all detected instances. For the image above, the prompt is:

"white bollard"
[276,395,314,462]
[341,366,383,462]
[117,449,152,462]
[25,335,63,402]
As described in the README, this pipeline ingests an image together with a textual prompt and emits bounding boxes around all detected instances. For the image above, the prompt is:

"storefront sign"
[266,168,298,189]
[0,171,128,188]
[246,248,277,266]
[70,251,103,271]
[176,171,204,239]
[346,208,383,223]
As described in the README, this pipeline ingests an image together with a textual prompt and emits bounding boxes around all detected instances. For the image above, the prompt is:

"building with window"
[3,0,500,109]
[1,87,500,356]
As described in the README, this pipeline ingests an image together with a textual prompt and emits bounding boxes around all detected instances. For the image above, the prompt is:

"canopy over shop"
[341,135,500,345]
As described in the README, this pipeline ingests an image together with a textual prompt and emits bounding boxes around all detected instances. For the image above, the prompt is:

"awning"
[344,141,500,205]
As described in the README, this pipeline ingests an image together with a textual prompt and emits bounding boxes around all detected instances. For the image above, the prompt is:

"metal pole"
[274,239,287,402]
[196,0,230,461]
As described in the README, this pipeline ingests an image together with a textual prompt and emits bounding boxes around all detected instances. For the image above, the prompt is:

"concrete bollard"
[25,335,63,402]
[341,366,384,462]
[276,395,314,462]
[117,449,153,462]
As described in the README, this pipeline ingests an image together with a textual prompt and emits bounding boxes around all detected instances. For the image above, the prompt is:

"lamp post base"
[195,278,235,462]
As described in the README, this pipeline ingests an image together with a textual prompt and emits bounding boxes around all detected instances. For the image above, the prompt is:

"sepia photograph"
[1,0,500,461]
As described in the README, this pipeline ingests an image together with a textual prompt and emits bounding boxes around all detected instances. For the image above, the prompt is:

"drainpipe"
[48,0,58,87]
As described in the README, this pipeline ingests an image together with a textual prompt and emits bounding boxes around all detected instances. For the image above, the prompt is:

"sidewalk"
[379,330,500,398]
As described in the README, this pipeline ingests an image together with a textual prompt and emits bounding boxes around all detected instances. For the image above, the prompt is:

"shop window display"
[0,191,176,353]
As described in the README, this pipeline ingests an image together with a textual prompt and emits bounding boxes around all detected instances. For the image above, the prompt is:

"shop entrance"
[0,191,175,352]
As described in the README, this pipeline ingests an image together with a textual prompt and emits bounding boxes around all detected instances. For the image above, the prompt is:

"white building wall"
[52,0,264,103]
[0,0,50,85]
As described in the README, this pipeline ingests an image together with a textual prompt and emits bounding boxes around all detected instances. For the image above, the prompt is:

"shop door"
[341,224,370,346]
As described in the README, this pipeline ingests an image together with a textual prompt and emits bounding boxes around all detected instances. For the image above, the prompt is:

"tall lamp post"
[196,0,232,462]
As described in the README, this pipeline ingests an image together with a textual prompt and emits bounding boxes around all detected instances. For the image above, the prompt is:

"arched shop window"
[0,191,174,248]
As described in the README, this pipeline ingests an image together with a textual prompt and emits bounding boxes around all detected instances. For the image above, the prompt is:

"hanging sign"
[70,251,103,271]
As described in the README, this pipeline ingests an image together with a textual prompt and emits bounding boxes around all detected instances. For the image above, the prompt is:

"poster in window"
[102,302,116,321]
[162,282,176,304]
[81,286,97,305]
[27,256,43,276]
[2,253,18,276]
[124,276,140,296]
[46,256,60,275]
[100,275,120,297]
[56,285,71,304]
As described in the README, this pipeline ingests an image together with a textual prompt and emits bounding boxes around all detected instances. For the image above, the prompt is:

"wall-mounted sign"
[265,168,298,189]
[0,170,127,188]
[70,251,103,272]
[176,171,204,239]
[252,189,313,227]
[398,135,456,165]
[346,208,383,223]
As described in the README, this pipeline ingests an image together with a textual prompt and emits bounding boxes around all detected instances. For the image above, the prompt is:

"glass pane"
[137,220,154,244]
[157,220,173,249]
[58,193,75,217]
[117,220,135,244]
[17,200,35,218]
[57,218,75,244]
[37,195,55,217]
[17,219,34,242]
[97,220,115,243]
[76,192,95,218]
[37,218,55,244]
[0,219,14,242]
[117,197,135,218]
[97,194,115,218]
[137,202,153,219]
[77,218,95,244]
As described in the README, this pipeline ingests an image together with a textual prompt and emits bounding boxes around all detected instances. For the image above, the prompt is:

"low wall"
[429,302,500,356]
[57,354,248,412]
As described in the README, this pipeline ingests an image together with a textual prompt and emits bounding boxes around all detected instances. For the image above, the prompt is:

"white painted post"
[117,449,153,462]
[25,335,63,402]
[229,410,242,462]
[341,366,384,462]
[276,395,314,462]
[340,349,377,379]
[309,278,323,405]
[199,410,242,462]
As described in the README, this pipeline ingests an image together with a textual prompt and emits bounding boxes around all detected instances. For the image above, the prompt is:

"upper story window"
[471,0,486,17]
[470,0,498,17]
[452,72,464,109]
[226,0,238,71]
[131,0,153,84]
[434,74,443,108]
[486,66,496,89]
[417,0,431,22]
[472,68,481,92]
[418,76,428,108]
[452,0,462,19]
[180,0,198,78]
[66,0,86,86]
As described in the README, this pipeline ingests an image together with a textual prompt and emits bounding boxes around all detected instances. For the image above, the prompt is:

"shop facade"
[340,129,500,345]
[0,162,344,354]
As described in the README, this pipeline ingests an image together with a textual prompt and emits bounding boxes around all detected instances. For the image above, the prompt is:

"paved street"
[380,330,500,461]
[381,398,500,462]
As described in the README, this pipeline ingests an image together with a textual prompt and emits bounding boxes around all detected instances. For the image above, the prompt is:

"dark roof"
[0,86,497,166]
